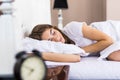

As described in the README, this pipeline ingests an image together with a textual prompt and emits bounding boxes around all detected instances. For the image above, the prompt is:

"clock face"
[21,56,46,80]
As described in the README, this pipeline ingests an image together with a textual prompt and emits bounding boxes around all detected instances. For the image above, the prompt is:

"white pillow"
[22,37,89,56]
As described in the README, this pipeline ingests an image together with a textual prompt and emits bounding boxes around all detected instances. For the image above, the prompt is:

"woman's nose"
[52,35,59,42]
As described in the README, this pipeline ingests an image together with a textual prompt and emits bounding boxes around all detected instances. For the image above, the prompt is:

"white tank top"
[63,21,94,47]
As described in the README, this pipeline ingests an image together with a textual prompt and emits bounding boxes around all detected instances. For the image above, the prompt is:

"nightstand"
[46,65,70,80]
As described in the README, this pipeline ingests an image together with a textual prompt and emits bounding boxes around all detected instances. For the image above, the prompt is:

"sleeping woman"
[29,21,116,62]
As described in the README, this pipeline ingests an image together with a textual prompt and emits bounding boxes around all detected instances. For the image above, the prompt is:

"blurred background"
[0,0,120,79]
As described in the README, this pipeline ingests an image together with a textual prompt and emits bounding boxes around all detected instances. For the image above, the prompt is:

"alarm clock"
[14,50,46,80]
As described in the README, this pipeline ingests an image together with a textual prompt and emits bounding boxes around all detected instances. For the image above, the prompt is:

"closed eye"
[50,29,55,35]
[48,38,52,41]
[48,29,53,41]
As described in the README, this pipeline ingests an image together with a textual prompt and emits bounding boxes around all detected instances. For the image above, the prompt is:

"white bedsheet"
[45,57,120,79]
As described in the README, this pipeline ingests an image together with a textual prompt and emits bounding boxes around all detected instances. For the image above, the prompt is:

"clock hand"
[23,65,33,71]
[23,65,35,77]
[28,70,34,76]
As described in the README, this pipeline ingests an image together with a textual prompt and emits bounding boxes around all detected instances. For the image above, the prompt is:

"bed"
[23,20,120,80]
[46,57,120,80]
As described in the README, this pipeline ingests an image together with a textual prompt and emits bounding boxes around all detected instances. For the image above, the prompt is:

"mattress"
[45,57,120,79]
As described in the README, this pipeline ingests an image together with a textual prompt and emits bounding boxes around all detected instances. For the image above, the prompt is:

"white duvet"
[91,20,120,60]
[91,20,120,42]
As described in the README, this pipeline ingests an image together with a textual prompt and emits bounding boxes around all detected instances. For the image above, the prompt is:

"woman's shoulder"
[63,21,84,31]
[63,21,84,37]
[64,21,83,28]
[65,21,83,27]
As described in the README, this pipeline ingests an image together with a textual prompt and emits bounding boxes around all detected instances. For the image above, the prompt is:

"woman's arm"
[42,52,81,62]
[81,22,114,53]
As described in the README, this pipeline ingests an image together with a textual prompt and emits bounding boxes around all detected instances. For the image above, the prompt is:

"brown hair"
[29,24,75,44]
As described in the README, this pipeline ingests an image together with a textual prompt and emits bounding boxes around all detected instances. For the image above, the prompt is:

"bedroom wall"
[51,0,106,26]
[106,0,120,20]
[0,0,51,75]
[13,0,51,51]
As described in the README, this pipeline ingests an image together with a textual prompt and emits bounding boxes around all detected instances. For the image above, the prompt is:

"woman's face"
[41,28,65,43]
